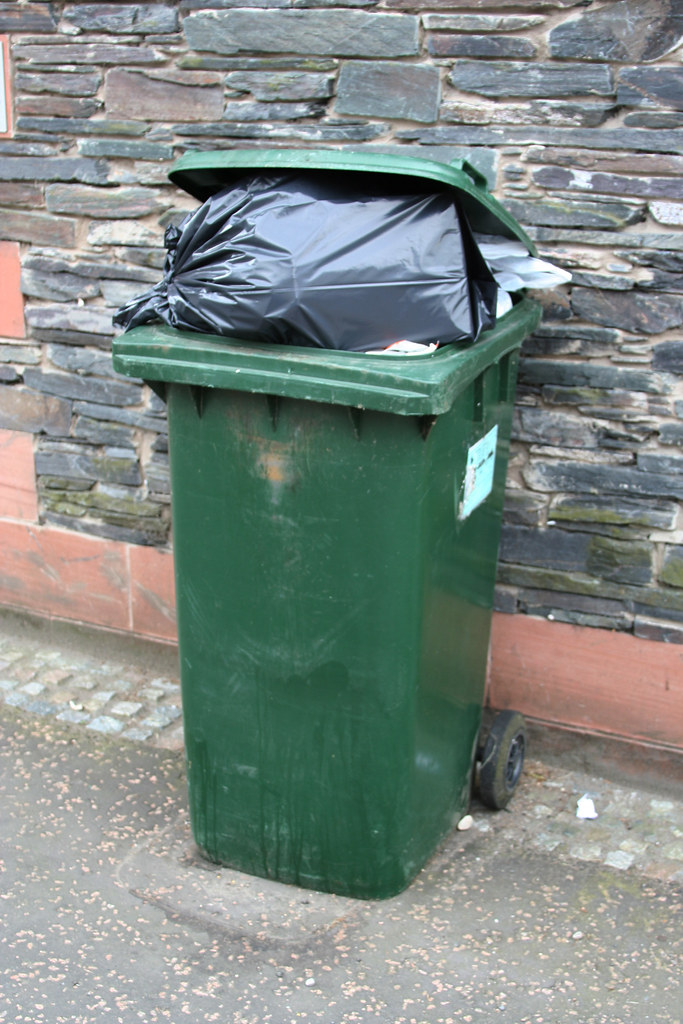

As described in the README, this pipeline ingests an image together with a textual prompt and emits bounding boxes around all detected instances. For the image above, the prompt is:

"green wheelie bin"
[113,150,542,899]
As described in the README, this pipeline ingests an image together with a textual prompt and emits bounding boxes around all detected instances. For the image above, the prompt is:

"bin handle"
[450,159,489,191]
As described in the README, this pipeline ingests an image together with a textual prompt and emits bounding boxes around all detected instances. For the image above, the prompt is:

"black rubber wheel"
[478,710,526,810]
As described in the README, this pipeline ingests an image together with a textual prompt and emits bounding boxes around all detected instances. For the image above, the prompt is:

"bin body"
[114,297,541,898]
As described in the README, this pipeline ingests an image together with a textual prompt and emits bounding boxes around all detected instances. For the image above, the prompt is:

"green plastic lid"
[168,148,536,254]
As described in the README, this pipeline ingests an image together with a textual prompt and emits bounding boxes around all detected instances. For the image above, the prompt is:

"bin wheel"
[478,710,526,810]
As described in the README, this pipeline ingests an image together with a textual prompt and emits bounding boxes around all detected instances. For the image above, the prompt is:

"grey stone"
[35,443,142,487]
[429,34,536,58]
[24,306,115,340]
[184,10,420,57]
[533,166,683,201]
[87,221,163,248]
[499,524,591,573]
[0,344,41,366]
[637,453,683,475]
[105,68,224,122]
[13,43,165,66]
[180,55,338,72]
[569,272,634,291]
[549,0,683,62]
[0,210,75,248]
[523,460,683,501]
[502,491,546,527]
[17,96,102,119]
[23,250,160,285]
[172,120,387,142]
[224,71,334,101]
[73,417,135,448]
[14,71,103,97]
[624,111,683,128]
[633,617,683,644]
[587,535,653,585]
[617,66,683,111]
[45,184,166,220]
[661,547,683,588]
[21,268,102,303]
[222,100,325,121]
[627,251,683,273]
[336,62,440,123]
[422,14,544,31]
[46,345,119,378]
[511,408,597,448]
[79,139,174,160]
[447,60,613,98]
[0,387,72,438]
[396,123,683,156]
[87,715,125,735]
[73,401,166,433]
[62,4,179,35]
[659,423,683,446]
[571,288,683,335]
[519,358,662,395]
[16,116,147,137]
[0,182,44,208]
[503,196,645,231]
[0,3,57,32]
[0,156,109,185]
[24,369,143,408]
[549,495,678,531]
[525,145,683,175]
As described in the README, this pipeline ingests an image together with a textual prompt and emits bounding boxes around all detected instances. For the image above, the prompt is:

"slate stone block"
[17,96,103,119]
[0,157,109,186]
[225,71,334,101]
[617,66,683,111]
[62,4,179,35]
[549,0,683,62]
[0,211,76,249]
[549,495,678,531]
[503,490,546,527]
[0,3,57,32]
[46,345,120,379]
[45,184,166,220]
[499,523,591,573]
[222,100,325,121]
[503,196,644,231]
[523,460,683,501]
[633,617,683,644]
[73,401,166,433]
[25,306,115,340]
[571,287,683,335]
[637,453,683,475]
[519,358,661,394]
[511,408,597,448]
[24,369,143,408]
[21,268,101,303]
[336,61,440,123]
[184,10,420,57]
[73,417,136,448]
[172,120,387,142]
[14,71,103,98]
[17,117,147,138]
[14,43,165,66]
[533,166,683,201]
[0,387,72,437]
[661,547,683,588]
[35,443,142,487]
[79,139,174,160]
[587,535,653,586]
[448,60,613,98]
[422,14,544,31]
[105,68,224,122]
[428,34,536,57]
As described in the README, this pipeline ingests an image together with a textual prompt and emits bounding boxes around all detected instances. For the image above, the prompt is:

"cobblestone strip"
[0,632,183,751]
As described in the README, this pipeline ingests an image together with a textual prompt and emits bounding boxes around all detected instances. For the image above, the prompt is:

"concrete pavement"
[0,609,681,1023]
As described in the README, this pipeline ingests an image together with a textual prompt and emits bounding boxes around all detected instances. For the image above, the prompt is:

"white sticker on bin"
[458,425,498,520]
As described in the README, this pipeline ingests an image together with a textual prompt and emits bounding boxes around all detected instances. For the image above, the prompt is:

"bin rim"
[112,296,542,418]
[168,148,537,255]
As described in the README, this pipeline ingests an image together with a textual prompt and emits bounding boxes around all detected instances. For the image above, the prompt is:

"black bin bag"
[113,172,498,353]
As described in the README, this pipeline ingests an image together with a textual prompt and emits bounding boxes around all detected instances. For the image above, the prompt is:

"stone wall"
[1,0,682,648]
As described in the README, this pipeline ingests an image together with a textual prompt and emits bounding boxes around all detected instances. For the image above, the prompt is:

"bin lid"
[113,296,542,417]
[168,149,536,254]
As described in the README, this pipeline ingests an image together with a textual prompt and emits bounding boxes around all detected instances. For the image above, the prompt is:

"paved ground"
[0,610,681,1023]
